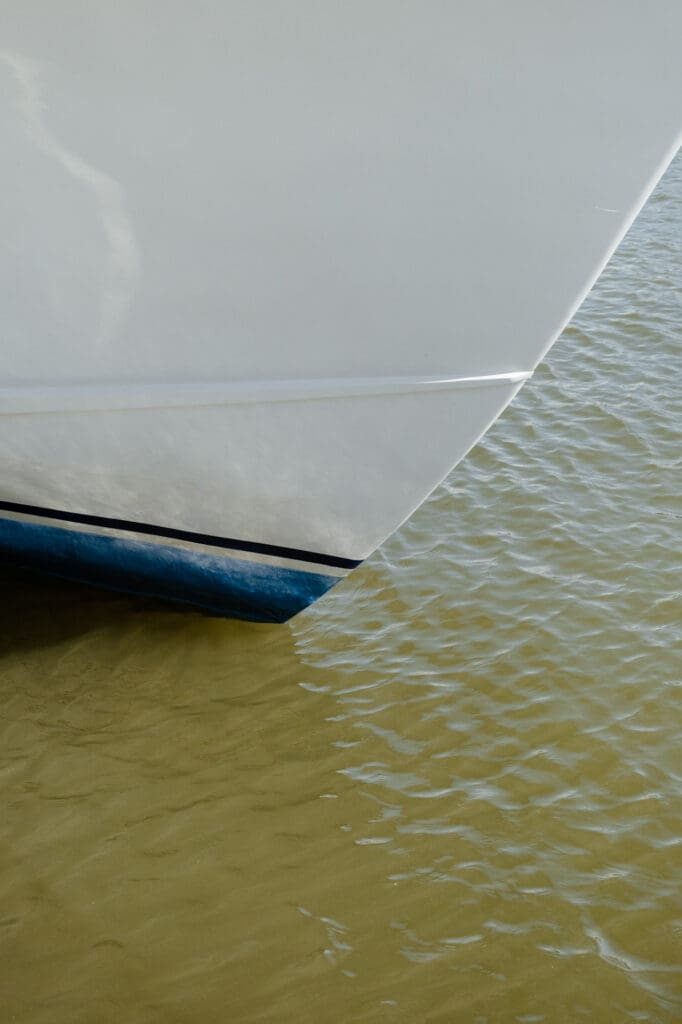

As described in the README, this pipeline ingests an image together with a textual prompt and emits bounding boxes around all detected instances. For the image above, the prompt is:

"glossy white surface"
[0,383,522,560]
[2,2,681,566]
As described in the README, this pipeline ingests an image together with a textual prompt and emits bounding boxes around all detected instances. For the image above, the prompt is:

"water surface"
[1,155,681,1023]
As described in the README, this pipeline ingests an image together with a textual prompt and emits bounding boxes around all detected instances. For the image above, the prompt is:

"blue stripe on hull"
[0,517,339,623]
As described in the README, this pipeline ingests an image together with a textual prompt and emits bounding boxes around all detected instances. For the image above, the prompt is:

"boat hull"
[2,2,681,619]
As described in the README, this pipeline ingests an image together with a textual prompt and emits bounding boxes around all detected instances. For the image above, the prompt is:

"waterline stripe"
[0,517,338,622]
[0,370,532,416]
[0,500,360,571]
[0,507,348,577]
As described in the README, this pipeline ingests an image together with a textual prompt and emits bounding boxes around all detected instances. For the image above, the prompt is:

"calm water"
[1,155,681,1024]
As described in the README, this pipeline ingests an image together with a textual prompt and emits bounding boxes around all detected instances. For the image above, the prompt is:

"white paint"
[1,3,681,578]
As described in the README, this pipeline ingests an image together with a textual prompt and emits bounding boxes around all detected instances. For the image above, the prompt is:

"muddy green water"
[1,156,681,1023]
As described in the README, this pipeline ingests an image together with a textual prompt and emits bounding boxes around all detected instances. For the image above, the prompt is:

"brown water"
[1,156,681,1023]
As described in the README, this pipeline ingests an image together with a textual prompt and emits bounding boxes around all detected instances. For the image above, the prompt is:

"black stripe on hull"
[0,500,361,571]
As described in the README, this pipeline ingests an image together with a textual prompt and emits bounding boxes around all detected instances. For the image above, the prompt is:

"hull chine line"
[0,370,533,416]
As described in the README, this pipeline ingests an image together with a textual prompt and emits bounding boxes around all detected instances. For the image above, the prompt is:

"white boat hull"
[2,3,681,619]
